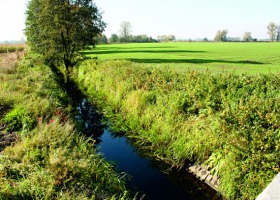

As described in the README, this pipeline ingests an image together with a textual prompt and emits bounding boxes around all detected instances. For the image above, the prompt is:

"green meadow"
[85,42,280,74]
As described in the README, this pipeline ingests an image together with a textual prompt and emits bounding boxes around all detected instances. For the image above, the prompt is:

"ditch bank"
[0,123,19,152]
[71,90,221,199]
[0,56,129,199]
[72,59,280,199]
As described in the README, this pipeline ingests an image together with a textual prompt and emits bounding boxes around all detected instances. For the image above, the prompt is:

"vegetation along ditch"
[0,54,130,199]
[0,53,220,199]
[1,51,279,200]
[9,0,277,199]
[72,89,221,199]
[73,59,280,200]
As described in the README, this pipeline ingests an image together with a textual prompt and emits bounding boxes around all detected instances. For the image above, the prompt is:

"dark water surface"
[75,97,220,200]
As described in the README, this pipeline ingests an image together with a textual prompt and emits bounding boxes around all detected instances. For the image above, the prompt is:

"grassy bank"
[85,42,280,74]
[73,59,280,200]
[0,54,129,199]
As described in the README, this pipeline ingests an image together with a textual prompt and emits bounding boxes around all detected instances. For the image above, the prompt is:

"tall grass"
[0,55,130,199]
[73,59,280,200]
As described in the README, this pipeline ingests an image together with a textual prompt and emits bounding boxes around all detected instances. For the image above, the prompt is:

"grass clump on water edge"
[0,118,129,199]
[0,54,130,199]
[73,59,280,200]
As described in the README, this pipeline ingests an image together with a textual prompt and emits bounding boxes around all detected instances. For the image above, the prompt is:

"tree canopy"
[157,35,176,42]
[25,0,106,83]
[119,21,132,42]
[266,22,278,42]
[243,32,252,42]
[214,30,228,42]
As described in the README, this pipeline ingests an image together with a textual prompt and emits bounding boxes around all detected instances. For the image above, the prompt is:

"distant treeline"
[95,34,178,44]
[95,34,277,44]
[95,34,158,44]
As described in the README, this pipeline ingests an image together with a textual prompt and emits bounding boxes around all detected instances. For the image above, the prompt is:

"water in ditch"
[75,97,221,200]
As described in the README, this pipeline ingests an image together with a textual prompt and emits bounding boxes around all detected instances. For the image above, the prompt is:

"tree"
[214,30,228,42]
[157,35,176,42]
[119,21,132,42]
[243,32,252,42]
[95,34,108,44]
[277,25,280,42]
[25,0,106,85]
[131,35,149,43]
[266,22,278,42]
[109,34,119,43]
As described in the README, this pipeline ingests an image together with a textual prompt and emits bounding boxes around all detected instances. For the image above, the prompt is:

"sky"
[0,0,279,41]
[0,0,27,41]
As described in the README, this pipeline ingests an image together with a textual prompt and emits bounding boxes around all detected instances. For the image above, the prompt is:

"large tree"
[266,22,278,42]
[25,0,106,84]
[119,21,132,42]
[214,30,228,42]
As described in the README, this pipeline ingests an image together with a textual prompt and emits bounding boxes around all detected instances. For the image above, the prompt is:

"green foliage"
[214,30,228,42]
[73,59,280,200]
[95,34,108,44]
[0,54,129,199]
[267,22,278,42]
[0,118,129,199]
[25,0,106,82]
[3,106,32,132]
[109,34,119,43]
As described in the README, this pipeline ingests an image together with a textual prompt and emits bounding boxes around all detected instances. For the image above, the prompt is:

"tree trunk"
[64,59,72,90]
[277,27,280,42]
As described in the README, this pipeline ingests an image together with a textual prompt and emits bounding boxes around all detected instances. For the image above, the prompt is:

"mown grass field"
[85,42,280,74]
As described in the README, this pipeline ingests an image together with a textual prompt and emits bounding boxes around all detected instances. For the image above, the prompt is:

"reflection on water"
[101,130,190,199]
[75,98,220,200]
[75,98,105,143]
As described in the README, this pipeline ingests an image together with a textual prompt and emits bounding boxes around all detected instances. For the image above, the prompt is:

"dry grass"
[0,52,25,73]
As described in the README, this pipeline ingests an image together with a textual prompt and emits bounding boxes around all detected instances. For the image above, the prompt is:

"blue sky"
[0,0,279,41]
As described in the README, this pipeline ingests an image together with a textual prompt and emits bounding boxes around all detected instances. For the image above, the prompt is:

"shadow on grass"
[128,58,266,65]
[47,63,105,142]
[84,49,206,55]
[93,45,177,51]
